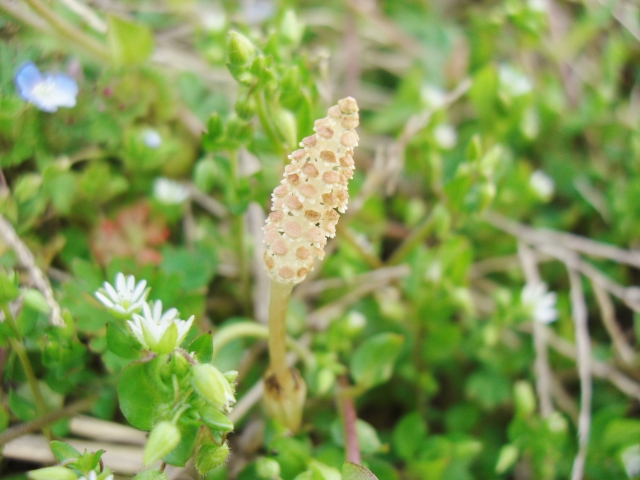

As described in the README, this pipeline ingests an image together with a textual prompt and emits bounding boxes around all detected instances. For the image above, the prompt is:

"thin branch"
[535,324,640,401]
[517,242,554,418]
[338,376,361,465]
[68,414,146,445]
[385,78,472,194]
[568,268,591,480]
[485,211,640,269]
[59,0,107,33]
[185,182,228,218]
[296,264,409,299]
[336,223,383,269]
[307,275,405,330]
[0,215,63,326]
[387,209,437,266]
[550,374,579,424]
[592,281,636,366]
[0,397,95,446]
[535,242,640,313]
[20,0,111,61]
[468,254,521,280]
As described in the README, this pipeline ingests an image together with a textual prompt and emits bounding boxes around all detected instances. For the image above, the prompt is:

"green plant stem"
[21,0,111,62]
[211,321,313,366]
[3,308,50,440]
[254,91,286,158]
[228,150,251,315]
[267,280,294,382]
[387,211,436,266]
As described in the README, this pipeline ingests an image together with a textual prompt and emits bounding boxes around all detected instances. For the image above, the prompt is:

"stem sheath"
[267,280,294,381]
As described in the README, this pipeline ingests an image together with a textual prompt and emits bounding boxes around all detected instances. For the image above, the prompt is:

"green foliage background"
[0,0,640,478]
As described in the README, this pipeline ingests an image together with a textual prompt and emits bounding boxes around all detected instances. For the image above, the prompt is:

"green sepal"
[107,323,141,359]
[196,442,230,474]
[199,404,234,434]
[50,440,81,462]
[187,332,213,363]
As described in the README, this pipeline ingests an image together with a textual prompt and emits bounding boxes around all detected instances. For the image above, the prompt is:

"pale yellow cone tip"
[262,98,359,284]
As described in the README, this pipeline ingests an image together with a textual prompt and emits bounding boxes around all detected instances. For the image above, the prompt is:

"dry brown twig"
[486,212,640,268]
[520,323,640,401]
[0,215,64,327]
[592,281,636,366]
[567,267,591,480]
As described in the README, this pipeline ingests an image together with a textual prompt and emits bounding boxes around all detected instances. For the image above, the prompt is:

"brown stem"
[0,397,95,446]
[338,376,361,465]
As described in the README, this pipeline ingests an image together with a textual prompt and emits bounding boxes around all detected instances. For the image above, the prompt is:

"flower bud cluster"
[263,97,359,284]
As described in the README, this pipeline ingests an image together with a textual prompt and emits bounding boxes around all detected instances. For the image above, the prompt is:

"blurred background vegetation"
[1,0,640,478]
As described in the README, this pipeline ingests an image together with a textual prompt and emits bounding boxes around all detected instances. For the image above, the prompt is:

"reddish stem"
[338,376,361,464]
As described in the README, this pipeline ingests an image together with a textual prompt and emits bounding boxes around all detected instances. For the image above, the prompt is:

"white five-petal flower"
[128,300,194,352]
[153,177,189,205]
[14,62,78,113]
[521,282,558,324]
[95,273,148,317]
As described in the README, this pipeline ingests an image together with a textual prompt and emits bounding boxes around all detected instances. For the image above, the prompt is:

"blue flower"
[13,62,78,112]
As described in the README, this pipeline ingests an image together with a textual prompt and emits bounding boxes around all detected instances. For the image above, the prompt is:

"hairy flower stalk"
[262,97,359,431]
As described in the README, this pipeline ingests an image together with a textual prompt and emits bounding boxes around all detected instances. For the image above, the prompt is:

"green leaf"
[107,15,154,66]
[187,332,213,363]
[350,333,403,389]
[331,419,382,455]
[132,470,168,480]
[0,269,18,304]
[161,244,217,291]
[107,323,141,359]
[117,356,173,430]
[50,440,80,462]
[392,411,427,461]
[269,437,311,479]
[495,444,519,474]
[9,389,36,421]
[342,463,379,480]
[309,461,341,480]
[22,289,50,314]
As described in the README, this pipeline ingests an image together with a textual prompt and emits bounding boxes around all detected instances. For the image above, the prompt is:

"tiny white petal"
[94,292,116,309]
[104,282,119,303]
[132,280,147,302]
[116,272,126,292]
